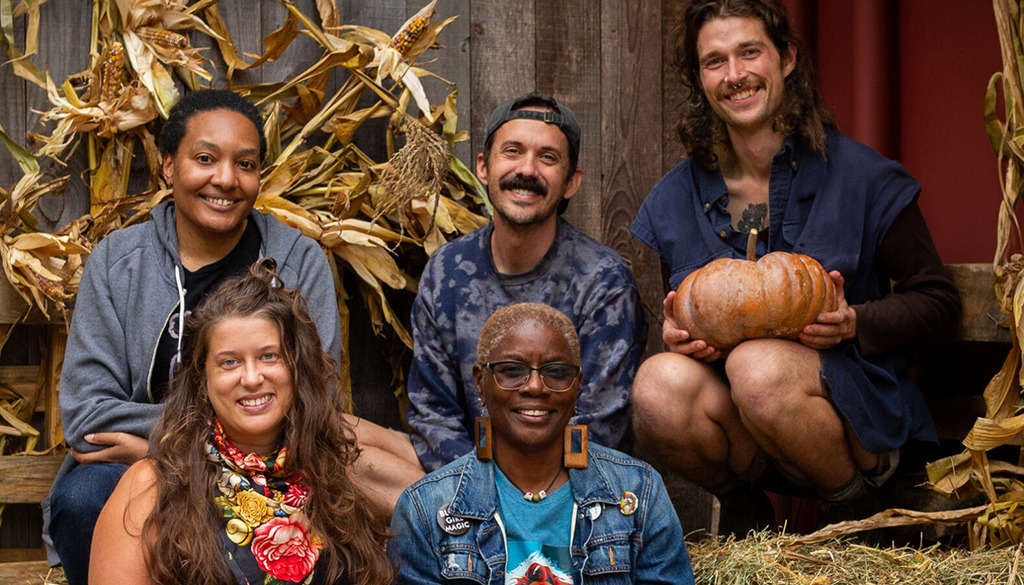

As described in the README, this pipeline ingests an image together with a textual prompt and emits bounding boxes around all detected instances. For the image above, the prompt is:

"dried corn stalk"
[0,0,488,447]
[926,0,1024,549]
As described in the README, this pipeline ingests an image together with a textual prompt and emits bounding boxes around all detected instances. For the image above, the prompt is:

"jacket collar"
[151,201,273,268]
[446,447,620,520]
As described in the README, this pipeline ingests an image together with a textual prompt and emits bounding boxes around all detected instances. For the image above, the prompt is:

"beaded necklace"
[519,467,564,503]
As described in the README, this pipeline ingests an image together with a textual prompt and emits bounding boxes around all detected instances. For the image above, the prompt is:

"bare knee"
[726,339,821,422]
[632,353,730,439]
[632,352,723,421]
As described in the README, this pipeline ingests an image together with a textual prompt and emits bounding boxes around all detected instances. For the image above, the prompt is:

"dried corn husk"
[0,0,487,457]
[926,0,1024,548]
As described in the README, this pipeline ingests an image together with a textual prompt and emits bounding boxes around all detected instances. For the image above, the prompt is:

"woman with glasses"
[388,303,693,584]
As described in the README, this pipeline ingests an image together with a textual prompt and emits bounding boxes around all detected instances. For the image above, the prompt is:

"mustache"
[499,174,547,196]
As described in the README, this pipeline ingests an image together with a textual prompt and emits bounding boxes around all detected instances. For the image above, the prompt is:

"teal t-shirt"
[495,467,574,584]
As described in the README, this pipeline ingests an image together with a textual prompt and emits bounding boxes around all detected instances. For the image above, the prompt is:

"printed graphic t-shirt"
[495,467,574,585]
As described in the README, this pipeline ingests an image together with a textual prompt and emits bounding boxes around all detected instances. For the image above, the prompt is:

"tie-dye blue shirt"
[408,219,648,471]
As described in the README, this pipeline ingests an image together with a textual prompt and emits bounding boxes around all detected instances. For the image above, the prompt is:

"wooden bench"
[0,456,64,506]
[0,560,55,583]
[922,264,1015,443]
[0,282,65,569]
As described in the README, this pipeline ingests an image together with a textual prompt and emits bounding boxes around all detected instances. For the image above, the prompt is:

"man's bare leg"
[632,352,760,489]
[725,339,876,492]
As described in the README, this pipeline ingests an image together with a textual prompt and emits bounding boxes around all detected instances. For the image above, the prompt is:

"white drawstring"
[174,264,186,365]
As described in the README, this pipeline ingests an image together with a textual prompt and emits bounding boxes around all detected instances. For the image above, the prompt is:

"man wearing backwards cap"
[407,92,648,471]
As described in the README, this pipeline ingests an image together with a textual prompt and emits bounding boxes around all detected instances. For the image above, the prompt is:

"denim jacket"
[388,444,694,584]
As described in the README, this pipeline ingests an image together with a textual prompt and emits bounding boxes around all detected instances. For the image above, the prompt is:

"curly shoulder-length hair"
[675,0,836,169]
[143,258,392,585]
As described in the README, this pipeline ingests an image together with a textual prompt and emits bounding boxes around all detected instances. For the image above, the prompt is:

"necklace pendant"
[525,490,547,503]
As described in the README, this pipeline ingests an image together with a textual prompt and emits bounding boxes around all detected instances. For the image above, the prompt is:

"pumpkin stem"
[746,229,758,261]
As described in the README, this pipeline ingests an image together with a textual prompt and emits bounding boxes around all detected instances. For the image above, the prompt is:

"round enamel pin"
[619,491,638,515]
[436,503,471,535]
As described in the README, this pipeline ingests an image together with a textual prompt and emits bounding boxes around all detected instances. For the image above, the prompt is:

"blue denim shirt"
[388,444,694,584]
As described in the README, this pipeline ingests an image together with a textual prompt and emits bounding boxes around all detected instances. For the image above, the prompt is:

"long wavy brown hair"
[143,258,392,585]
[674,0,836,169]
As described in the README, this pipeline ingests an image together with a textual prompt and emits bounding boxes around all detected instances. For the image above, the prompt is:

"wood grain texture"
[195,0,263,87]
[0,547,47,563]
[42,325,66,448]
[600,0,665,352]
[31,0,90,231]
[947,263,1011,343]
[0,455,63,504]
[468,0,535,160]
[661,0,689,174]
[0,14,27,195]
[0,365,41,412]
[261,0,322,89]
[0,278,31,324]
[536,0,602,240]
[0,274,62,325]
[347,0,406,163]
[412,0,473,165]
[0,559,51,579]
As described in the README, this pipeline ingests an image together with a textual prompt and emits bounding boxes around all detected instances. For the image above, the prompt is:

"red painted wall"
[787,1,1002,264]
[896,2,1002,264]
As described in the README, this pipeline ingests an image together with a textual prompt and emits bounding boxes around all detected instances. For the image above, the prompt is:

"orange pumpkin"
[672,231,838,350]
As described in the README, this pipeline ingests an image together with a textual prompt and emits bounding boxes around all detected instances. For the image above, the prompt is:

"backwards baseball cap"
[484,92,581,165]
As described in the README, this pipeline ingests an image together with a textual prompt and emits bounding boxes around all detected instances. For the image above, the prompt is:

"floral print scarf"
[208,421,325,585]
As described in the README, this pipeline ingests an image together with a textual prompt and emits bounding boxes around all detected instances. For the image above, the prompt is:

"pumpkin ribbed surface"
[672,251,838,350]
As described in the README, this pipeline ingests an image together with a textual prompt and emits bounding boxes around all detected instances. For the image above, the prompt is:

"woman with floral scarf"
[90,258,393,585]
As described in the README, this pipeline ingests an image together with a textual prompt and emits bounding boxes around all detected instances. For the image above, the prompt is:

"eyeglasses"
[482,361,582,392]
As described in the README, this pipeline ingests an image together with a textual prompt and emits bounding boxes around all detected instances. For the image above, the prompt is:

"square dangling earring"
[564,423,588,468]
[475,417,492,460]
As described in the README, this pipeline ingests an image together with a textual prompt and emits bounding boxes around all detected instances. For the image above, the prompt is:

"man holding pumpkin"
[630,0,960,529]
[407,92,648,472]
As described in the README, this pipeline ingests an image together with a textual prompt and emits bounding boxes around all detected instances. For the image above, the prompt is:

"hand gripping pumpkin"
[672,230,838,350]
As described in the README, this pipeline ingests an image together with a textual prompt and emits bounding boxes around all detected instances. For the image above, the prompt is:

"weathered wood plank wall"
[0,0,711,532]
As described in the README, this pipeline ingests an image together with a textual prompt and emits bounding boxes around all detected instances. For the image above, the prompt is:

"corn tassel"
[137,26,188,49]
[388,15,429,55]
[101,43,125,103]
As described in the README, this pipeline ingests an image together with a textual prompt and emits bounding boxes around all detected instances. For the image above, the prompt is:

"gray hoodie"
[44,201,341,561]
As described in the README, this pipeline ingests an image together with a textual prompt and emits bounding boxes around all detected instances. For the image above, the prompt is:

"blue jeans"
[50,463,128,585]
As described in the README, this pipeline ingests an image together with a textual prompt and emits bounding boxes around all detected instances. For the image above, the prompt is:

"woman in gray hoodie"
[45,90,421,584]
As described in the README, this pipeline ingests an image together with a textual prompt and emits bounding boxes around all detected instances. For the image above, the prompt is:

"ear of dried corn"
[101,41,126,102]
[389,3,434,55]
[136,26,187,49]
